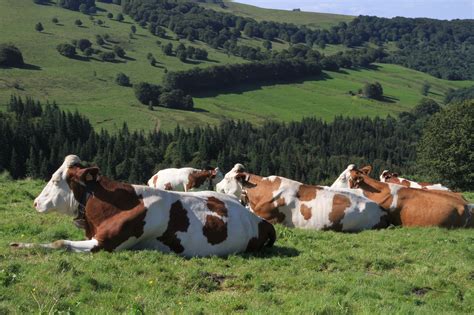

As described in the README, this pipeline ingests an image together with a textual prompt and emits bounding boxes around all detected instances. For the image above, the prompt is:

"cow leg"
[10,238,99,253]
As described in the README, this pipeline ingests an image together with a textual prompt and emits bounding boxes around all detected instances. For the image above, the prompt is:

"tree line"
[2,96,443,187]
[121,0,473,80]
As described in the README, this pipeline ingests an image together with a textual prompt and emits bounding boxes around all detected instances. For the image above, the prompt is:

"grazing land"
[0,176,473,314]
[199,1,354,29]
[0,0,471,132]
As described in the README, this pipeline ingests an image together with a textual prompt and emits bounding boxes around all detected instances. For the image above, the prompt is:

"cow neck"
[241,173,271,206]
[83,176,143,239]
[188,170,212,190]
[358,175,397,210]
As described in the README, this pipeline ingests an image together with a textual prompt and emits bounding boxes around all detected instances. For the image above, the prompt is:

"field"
[1,176,473,313]
[200,1,354,29]
[1,0,472,132]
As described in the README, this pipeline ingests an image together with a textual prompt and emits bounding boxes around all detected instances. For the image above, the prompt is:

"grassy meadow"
[200,1,354,29]
[0,176,473,314]
[1,0,472,132]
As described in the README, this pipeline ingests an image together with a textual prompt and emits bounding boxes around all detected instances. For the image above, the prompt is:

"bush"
[52,17,59,24]
[177,50,187,62]
[362,82,383,100]
[95,35,105,46]
[56,43,76,58]
[35,22,44,32]
[84,47,94,57]
[162,43,173,56]
[0,44,24,67]
[75,19,83,26]
[113,46,126,58]
[116,13,124,22]
[77,39,92,52]
[98,51,115,62]
[194,48,208,60]
[115,72,130,86]
[107,13,113,19]
[134,82,163,106]
[159,89,194,110]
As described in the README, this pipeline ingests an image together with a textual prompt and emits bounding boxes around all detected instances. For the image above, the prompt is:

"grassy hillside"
[200,1,354,29]
[0,0,472,132]
[1,177,473,313]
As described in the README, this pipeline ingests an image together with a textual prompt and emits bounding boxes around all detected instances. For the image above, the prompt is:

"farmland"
[0,176,473,313]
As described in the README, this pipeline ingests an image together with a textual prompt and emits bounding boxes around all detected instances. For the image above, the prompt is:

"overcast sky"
[234,0,474,20]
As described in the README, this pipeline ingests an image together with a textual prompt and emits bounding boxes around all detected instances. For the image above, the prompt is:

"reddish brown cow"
[349,167,473,228]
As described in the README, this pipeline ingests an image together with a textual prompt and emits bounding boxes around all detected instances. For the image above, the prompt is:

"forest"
[1,96,441,187]
[122,0,473,80]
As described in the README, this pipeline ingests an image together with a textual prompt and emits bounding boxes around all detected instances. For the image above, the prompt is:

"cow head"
[215,164,246,198]
[379,170,399,182]
[330,164,356,189]
[348,166,372,189]
[34,155,99,216]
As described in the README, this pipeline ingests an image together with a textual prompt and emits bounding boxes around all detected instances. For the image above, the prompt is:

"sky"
[234,0,474,20]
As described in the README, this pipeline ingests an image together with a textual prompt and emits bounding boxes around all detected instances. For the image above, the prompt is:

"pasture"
[1,0,472,132]
[1,176,473,313]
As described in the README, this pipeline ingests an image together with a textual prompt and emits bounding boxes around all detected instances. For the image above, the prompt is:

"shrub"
[95,35,105,46]
[116,13,124,22]
[75,19,83,26]
[0,44,24,67]
[115,72,130,86]
[134,82,162,106]
[107,13,113,19]
[77,39,92,52]
[56,43,76,58]
[177,50,187,62]
[84,47,94,57]
[162,43,173,56]
[131,25,136,34]
[362,82,383,100]
[98,51,115,62]
[35,22,44,32]
[52,17,59,24]
[159,89,194,110]
[113,46,126,58]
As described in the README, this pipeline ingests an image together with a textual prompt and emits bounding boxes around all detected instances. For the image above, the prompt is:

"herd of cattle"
[11,155,473,257]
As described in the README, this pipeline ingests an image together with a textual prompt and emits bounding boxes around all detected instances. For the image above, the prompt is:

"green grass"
[1,177,473,313]
[200,1,354,29]
[0,0,472,132]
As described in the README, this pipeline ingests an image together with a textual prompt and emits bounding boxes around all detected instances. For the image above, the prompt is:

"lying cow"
[347,166,473,228]
[215,168,388,232]
[147,167,223,192]
[11,155,275,256]
[380,170,450,191]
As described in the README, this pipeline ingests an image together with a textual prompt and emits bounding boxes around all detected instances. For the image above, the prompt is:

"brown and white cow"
[148,167,223,192]
[215,169,389,231]
[380,170,450,191]
[11,156,275,256]
[348,167,473,228]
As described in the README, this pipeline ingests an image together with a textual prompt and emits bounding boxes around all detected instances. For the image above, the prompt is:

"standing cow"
[215,167,389,232]
[379,170,450,190]
[11,156,275,256]
[148,167,223,192]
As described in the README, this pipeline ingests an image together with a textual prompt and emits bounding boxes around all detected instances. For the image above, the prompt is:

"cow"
[147,167,223,192]
[215,163,246,202]
[215,169,389,232]
[10,155,276,256]
[380,170,450,191]
[347,166,473,228]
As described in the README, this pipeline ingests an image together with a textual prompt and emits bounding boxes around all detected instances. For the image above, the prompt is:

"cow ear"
[77,167,100,183]
[360,165,372,175]
[235,172,250,183]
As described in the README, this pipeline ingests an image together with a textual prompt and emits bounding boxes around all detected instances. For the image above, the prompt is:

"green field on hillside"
[0,0,472,132]
[200,1,354,29]
[0,177,473,313]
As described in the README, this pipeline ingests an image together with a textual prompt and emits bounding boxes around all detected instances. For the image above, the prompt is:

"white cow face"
[330,164,356,189]
[34,155,82,216]
[215,176,242,198]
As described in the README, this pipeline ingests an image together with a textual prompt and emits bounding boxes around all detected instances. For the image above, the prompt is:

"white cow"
[148,167,223,192]
[11,156,275,256]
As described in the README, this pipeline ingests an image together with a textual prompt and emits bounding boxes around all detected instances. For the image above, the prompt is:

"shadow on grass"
[122,55,136,61]
[193,72,333,98]
[380,95,398,103]
[0,63,42,71]
[192,107,209,113]
[237,245,300,259]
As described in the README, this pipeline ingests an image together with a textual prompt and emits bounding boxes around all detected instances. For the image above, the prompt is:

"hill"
[0,177,473,313]
[0,0,472,132]
[198,0,354,29]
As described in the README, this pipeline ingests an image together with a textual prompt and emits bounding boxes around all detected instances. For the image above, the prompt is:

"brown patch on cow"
[400,179,411,187]
[326,194,352,231]
[202,215,227,245]
[157,200,190,253]
[202,197,228,245]
[206,197,228,217]
[67,167,148,251]
[246,220,276,252]
[187,170,211,190]
[300,204,312,220]
[164,182,173,190]
[296,185,317,201]
[152,175,158,188]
